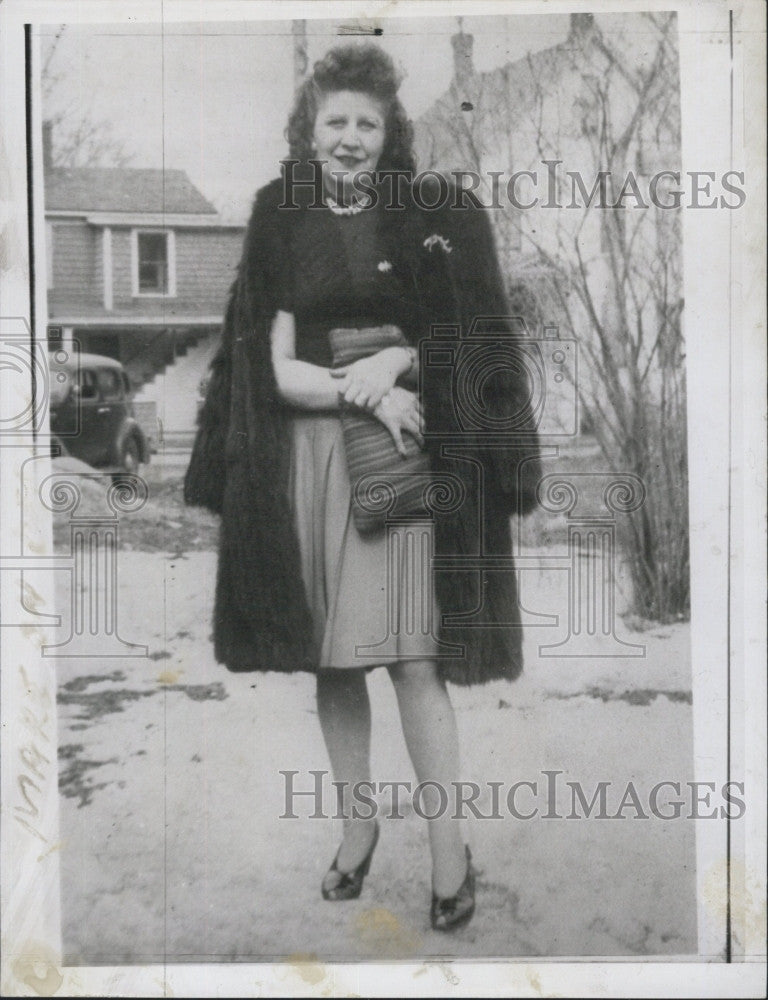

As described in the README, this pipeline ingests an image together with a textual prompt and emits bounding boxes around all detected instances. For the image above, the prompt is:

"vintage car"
[48,351,150,475]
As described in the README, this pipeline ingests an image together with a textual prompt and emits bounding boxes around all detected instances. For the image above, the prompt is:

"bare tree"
[418,13,689,621]
[42,26,133,168]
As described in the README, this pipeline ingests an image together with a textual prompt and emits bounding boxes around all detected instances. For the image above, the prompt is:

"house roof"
[45,167,217,215]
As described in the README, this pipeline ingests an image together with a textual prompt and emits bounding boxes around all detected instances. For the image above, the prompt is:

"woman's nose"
[339,125,361,149]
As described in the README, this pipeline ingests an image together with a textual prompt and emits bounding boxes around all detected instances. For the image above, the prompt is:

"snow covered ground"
[51,452,697,963]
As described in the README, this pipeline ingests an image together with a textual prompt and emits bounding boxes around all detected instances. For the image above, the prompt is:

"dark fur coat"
[184,171,542,684]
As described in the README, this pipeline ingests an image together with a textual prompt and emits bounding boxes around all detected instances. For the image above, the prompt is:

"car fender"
[113,418,150,466]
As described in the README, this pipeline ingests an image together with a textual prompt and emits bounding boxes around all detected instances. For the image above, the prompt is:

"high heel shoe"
[430,845,476,932]
[321,821,380,901]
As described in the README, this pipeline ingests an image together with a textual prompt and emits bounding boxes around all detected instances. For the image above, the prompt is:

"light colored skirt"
[289,413,441,670]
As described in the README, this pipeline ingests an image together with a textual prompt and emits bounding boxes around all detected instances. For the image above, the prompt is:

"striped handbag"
[329,325,431,534]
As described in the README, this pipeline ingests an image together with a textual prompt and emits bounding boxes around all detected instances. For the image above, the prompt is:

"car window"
[78,369,98,400]
[97,368,124,401]
[49,367,73,405]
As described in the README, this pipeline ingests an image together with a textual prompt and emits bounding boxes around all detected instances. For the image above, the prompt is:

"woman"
[185,44,541,932]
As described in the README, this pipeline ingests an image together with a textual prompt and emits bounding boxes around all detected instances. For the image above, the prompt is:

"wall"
[109,226,243,316]
[49,221,99,313]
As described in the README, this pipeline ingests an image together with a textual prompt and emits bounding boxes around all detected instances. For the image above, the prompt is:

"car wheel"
[113,436,141,482]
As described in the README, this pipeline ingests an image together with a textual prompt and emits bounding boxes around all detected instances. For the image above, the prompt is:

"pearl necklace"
[325,194,372,216]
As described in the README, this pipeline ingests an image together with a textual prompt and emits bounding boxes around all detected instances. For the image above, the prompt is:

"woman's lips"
[334,155,366,169]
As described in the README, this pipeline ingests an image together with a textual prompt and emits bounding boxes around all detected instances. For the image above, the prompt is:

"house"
[44,127,245,438]
[414,15,683,436]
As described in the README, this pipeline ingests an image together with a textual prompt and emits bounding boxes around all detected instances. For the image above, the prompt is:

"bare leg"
[316,667,377,877]
[387,660,468,898]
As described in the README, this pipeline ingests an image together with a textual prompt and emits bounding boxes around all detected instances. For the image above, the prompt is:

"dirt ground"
[52,452,698,964]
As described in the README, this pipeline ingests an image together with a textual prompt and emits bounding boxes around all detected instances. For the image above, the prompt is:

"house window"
[131,229,176,297]
[138,233,167,292]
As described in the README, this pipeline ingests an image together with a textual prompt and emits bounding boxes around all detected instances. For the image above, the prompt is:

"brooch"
[377,260,393,273]
[423,234,452,254]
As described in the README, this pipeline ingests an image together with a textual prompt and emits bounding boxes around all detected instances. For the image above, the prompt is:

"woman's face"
[312,90,386,198]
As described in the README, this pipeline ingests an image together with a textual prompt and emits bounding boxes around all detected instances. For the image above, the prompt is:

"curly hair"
[285,43,416,174]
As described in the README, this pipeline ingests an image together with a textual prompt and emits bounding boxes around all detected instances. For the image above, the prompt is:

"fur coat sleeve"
[412,190,542,517]
[184,179,284,513]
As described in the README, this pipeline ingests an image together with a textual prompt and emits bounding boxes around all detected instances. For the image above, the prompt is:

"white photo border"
[1,0,765,996]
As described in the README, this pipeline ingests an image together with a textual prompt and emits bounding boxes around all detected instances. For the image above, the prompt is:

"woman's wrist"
[388,345,415,378]
[399,345,417,381]
[377,345,412,378]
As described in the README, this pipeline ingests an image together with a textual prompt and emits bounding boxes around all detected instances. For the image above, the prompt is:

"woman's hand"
[330,347,411,411]
[371,386,424,458]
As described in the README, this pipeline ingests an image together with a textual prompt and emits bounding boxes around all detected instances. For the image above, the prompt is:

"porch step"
[134,333,219,437]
